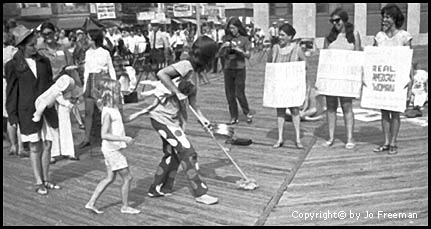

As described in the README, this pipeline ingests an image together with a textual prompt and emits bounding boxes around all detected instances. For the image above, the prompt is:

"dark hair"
[189,36,218,73]
[88,30,104,48]
[40,22,56,33]
[224,17,249,41]
[116,39,130,56]
[381,4,405,29]
[4,33,15,46]
[279,23,296,39]
[326,8,355,44]
[178,80,197,97]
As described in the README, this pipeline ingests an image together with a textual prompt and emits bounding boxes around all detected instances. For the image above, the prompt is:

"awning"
[180,18,206,25]
[172,18,187,24]
[55,17,87,30]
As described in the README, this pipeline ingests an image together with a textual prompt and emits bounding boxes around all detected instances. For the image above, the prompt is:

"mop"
[189,105,258,190]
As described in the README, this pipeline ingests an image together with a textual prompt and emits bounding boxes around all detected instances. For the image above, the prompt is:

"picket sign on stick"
[360,46,413,113]
[315,49,364,98]
[263,61,306,108]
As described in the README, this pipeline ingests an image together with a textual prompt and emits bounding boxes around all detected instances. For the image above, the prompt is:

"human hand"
[176,92,188,101]
[124,136,134,145]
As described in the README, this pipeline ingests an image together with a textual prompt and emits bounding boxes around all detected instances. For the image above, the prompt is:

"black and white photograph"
[2,3,428,226]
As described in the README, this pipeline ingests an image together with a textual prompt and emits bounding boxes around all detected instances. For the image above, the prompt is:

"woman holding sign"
[372,4,412,155]
[267,23,306,149]
[322,8,362,149]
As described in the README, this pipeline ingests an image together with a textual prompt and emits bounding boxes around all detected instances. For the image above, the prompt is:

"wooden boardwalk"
[3,46,428,226]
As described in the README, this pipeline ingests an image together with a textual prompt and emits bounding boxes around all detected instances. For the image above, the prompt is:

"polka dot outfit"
[150,118,208,197]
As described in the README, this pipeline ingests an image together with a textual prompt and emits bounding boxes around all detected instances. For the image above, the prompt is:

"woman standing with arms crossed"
[218,17,253,125]
[322,8,362,149]
[267,23,307,149]
[372,4,412,155]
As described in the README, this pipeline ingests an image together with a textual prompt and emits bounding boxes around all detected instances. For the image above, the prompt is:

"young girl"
[267,23,307,149]
[136,36,219,205]
[85,79,140,214]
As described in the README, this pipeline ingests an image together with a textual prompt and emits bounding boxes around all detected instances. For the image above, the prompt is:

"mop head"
[236,179,259,190]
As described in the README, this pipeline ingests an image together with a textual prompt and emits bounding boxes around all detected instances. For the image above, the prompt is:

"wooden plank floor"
[3,45,428,226]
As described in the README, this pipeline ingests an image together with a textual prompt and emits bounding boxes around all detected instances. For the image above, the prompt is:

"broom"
[189,105,258,190]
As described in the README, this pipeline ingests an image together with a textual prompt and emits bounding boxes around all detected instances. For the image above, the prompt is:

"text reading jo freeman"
[292,210,418,221]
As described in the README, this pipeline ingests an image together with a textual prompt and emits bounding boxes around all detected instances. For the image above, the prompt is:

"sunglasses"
[329,18,342,24]
[42,31,54,37]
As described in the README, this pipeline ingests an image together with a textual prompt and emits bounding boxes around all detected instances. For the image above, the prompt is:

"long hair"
[189,36,218,73]
[381,4,405,29]
[98,78,121,109]
[223,17,249,42]
[326,8,355,44]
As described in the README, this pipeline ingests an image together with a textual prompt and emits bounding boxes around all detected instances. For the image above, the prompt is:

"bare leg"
[71,105,84,126]
[7,122,18,154]
[325,96,338,145]
[289,107,303,148]
[390,111,401,146]
[274,108,286,147]
[29,141,44,185]
[86,165,116,214]
[41,140,52,182]
[340,97,354,144]
[381,110,391,146]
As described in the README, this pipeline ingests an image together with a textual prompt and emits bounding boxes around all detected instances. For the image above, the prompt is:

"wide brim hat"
[11,24,34,46]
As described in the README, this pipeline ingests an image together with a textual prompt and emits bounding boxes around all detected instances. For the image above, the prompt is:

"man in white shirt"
[269,21,279,45]
[149,22,170,71]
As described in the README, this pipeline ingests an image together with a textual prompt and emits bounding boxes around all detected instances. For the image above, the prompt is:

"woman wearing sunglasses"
[322,8,362,149]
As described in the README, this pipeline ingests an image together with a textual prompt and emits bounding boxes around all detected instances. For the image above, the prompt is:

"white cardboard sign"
[360,46,413,112]
[263,61,306,108]
[315,49,364,98]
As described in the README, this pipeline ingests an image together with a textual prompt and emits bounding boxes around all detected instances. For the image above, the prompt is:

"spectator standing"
[6,25,60,195]
[218,17,253,125]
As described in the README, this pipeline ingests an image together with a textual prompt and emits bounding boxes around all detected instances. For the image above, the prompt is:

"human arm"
[5,61,19,127]
[157,66,188,101]
[82,51,90,94]
[354,31,362,51]
[231,38,251,59]
[124,98,160,123]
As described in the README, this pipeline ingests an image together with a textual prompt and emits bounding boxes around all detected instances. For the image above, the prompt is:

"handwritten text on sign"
[315,49,364,98]
[96,3,116,20]
[263,61,306,108]
[361,46,412,112]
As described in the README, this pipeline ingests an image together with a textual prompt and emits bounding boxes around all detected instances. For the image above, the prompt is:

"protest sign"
[315,49,364,98]
[360,46,413,112]
[263,61,306,108]
[96,3,116,20]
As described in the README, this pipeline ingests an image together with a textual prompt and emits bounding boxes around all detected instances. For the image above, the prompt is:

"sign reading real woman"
[360,46,413,113]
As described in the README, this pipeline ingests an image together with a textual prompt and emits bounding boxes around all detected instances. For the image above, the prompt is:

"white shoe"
[195,194,218,205]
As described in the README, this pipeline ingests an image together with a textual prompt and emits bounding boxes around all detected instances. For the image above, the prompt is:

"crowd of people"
[2,3,428,214]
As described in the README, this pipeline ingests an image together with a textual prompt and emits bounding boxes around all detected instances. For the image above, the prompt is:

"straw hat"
[11,24,34,46]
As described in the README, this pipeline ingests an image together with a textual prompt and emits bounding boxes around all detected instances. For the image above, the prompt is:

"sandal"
[373,144,390,153]
[388,145,398,155]
[272,141,284,148]
[35,184,48,195]
[246,114,253,124]
[44,181,61,190]
[295,141,304,149]
[323,140,334,147]
[228,119,238,125]
[345,142,356,150]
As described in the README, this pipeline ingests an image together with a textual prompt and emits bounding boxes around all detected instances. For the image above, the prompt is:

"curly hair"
[98,78,121,108]
[381,4,405,29]
[326,8,355,44]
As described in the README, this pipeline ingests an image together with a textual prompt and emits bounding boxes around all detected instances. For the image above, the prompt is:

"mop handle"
[188,105,249,180]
